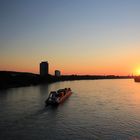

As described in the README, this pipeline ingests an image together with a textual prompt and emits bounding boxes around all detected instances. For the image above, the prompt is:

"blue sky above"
[1,0,140,40]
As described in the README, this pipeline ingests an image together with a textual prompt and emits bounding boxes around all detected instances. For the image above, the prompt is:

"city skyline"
[1,0,140,75]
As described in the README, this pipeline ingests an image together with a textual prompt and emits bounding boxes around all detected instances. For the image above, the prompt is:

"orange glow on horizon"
[0,60,138,76]
[0,65,135,76]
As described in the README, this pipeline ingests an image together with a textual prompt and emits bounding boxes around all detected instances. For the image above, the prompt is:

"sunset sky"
[1,0,140,75]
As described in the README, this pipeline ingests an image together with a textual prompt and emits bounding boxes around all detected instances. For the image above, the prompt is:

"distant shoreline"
[0,71,133,90]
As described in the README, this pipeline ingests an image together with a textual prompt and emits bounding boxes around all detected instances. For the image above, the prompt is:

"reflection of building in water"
[40,61,49,76]
[55,70,61,77]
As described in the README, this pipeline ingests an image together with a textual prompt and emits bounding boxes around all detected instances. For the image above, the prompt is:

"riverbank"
[0,71,133,90]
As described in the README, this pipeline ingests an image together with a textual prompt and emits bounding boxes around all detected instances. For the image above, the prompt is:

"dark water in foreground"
[0,79,140,140]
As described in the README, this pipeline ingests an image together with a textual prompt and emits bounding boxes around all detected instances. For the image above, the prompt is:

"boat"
[134,76,140,82]
[45,88,72,106]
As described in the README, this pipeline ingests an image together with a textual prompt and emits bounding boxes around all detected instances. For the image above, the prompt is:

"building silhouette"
[40,61,49,76]
[55,70,61,77]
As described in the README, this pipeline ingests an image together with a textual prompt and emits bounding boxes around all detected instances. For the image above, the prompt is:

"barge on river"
[45,88,72,106]
[134,76,140,82]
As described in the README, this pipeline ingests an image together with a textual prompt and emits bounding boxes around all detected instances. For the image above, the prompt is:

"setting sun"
[135,68,140,76]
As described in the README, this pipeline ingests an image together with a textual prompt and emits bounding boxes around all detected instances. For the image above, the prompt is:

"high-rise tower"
[40,61,49,76]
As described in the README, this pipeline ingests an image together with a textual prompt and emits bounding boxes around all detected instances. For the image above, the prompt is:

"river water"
[0,79,140,140]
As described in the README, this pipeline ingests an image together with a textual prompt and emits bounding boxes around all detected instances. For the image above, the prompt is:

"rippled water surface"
[0,79,140,140]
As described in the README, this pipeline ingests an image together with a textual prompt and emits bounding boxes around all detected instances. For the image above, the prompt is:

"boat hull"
[57,91,72,104]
